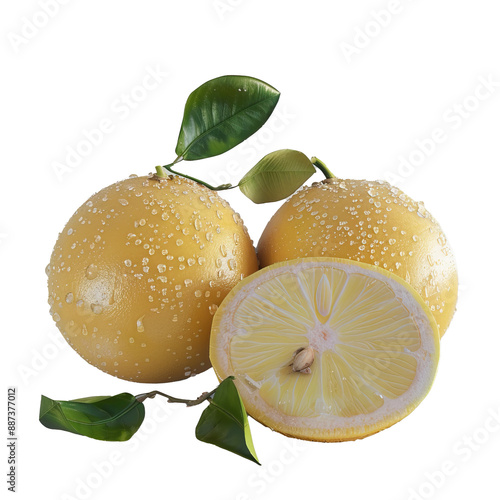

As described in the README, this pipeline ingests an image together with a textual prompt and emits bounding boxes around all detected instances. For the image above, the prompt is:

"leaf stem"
[311,157,335,179]
[135,387,218,406]
[156,158,235,191]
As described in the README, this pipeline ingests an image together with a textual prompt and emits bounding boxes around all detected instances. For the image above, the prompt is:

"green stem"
[155,155,183,178]
[311,157,335,179]
[135,388,217,406]
[155,157,235,191]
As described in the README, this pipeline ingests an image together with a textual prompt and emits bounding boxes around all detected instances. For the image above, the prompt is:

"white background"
[2,1,500,499]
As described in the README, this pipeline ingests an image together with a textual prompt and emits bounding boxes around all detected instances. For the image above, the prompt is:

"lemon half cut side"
[210,258,440,442]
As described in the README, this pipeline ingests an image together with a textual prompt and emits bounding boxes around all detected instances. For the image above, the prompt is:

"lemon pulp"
[210,258,439,441]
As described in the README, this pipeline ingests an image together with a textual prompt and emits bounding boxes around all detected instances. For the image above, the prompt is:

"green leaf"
[39,393,145,442]
[175,75,280,161]
[239,149,316,203]
[196,377,260,465]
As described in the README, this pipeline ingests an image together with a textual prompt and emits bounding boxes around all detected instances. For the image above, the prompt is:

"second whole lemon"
[257,178,458,336]
[47,174,259,383]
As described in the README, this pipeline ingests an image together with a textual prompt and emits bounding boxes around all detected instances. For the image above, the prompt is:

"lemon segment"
[210,258,439,441]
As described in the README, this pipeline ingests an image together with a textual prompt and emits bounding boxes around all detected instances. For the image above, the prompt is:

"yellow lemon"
[257,179,458,336]
[47,174,258,383]
[210,258,440,441]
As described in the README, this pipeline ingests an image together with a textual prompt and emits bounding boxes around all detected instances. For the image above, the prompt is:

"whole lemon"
[47,174,258,382]
[257,178,458,336]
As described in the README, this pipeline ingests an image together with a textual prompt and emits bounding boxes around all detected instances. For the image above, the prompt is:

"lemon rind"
[210,257,440,442]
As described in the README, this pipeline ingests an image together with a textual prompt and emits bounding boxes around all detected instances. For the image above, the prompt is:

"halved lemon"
[210,258,440,441]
